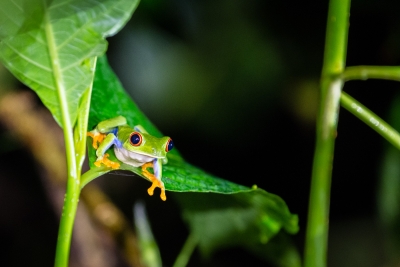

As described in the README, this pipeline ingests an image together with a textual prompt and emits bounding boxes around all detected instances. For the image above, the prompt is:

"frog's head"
[123,131,174,159]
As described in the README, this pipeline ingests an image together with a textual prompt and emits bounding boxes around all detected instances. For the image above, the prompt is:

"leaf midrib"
[43,3,77,176]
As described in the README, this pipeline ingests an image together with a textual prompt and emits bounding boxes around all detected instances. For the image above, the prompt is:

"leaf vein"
[26,31,46,45]
[3,41,52,72]
[23,73,54,90]
[0,6,22,29]
[56,24,89,51]
[56,0,125,50]
[10,0,23,11]
[48,0,75,11]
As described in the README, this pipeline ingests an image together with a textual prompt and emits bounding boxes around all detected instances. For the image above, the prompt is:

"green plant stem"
[48,22,98,267]
[304,0,351,266]
[341,92,400,149]
[44,10,80,267]
[55,58,97,266]
[172,233,198,267]
[343,66,400,81]
[80,167,111,189]
[54,177,81,267]
[54,58,97,266]
[134,201,163,267]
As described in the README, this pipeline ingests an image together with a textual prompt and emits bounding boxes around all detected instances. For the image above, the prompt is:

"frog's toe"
[94,153,120,169]
[108,161,120,169]
[141,163,166,201]
[147,184,156,196]
[160,189,167,201]
[94,160,102,167]
[147,181,166,201]
[87,132,106,149]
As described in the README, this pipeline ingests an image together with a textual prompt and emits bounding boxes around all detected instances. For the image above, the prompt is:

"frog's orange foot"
[94,153,120,169]
[147,180,166,201]
[87,131,106,149]
[142,163,167,201]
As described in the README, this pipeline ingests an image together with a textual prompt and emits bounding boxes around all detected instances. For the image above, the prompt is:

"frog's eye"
[166,138,174,152]
[129,132,142,146]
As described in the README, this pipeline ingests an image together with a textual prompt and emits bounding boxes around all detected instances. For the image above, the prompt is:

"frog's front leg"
[87,130,106,149]
[88,116,127,149]
[94,133,120,169]
[142,159,166,201]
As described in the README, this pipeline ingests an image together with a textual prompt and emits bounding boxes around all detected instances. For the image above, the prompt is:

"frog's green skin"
[88,116,173,200]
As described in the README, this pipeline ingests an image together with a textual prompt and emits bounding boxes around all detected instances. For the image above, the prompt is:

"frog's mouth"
[114,147,158,167]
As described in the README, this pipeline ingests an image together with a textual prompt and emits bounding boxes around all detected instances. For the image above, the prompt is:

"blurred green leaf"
[0,0,139,126]
[378,93,400,262]
[87,55,299,265]
[247,232,302,267]
[175,190,299,262]
[134,201,162,267]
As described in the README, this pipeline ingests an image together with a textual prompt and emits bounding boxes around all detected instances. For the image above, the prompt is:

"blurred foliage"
[134,201,163,267]
[378,94,400,265]
[176,191,301,267]
[108,0,286,136]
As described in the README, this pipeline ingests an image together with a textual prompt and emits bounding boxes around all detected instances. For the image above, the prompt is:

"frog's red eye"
[129,132,142,146]
[166,138,174,152]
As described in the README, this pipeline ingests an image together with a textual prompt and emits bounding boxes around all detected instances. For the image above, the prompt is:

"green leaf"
[88,53,172,142]
[87,55,299,265]
[175,190,299,256]
[0,0,139,127]
[246,232,302,267]
[87,55,249,194]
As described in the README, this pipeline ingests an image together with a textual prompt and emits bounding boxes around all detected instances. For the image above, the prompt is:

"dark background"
[1,0,400,266]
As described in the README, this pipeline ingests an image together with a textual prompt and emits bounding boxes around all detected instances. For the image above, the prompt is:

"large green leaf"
[88,56,249,193]
[86,55,300,265]
[0,0,139,127]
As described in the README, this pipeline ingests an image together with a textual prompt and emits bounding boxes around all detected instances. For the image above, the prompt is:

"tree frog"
[87,116,174,201]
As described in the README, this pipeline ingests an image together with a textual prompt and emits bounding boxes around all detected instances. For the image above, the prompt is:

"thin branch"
[341,91,400,149]
[343,66,400,82]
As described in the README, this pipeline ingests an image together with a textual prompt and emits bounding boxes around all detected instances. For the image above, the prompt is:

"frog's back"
[117,125,134,140]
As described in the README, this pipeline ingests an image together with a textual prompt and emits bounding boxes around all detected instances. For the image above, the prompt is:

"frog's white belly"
[114,147,154,167]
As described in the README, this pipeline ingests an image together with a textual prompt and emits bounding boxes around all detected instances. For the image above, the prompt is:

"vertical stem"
[43,8,81,267]
[304,0,351,267]
[54,179,81,267]
[54,58,96,266]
